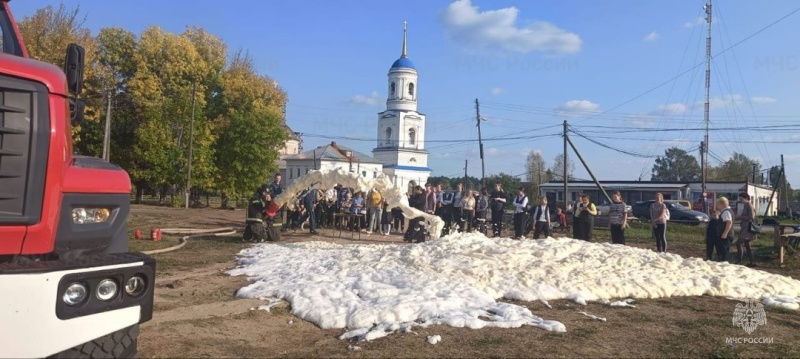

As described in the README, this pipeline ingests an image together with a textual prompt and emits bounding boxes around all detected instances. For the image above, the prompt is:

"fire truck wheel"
[51,325,139,358]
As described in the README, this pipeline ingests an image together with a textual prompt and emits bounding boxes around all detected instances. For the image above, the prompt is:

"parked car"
[632,200,710,225]
[596,202,633,216]
[665,199,692,209]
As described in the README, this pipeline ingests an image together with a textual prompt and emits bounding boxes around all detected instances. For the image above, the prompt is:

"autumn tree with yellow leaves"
[18,3,289,206]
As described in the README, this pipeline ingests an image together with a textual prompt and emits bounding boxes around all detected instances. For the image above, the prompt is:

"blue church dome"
[391,57,415,70]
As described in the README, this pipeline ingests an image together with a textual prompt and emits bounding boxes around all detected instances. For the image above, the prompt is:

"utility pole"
[783,154,791,216]
[752,163,757,183]
[185,81,197,209]
[701,0,712,214]
[566,135,611,204]
[765,154,784,216]
[102,89,112,161]
[475,98,486,189]
[563,120,568,209]
[464,159,468,191]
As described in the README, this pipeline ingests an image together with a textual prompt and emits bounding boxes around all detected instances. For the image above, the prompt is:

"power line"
[566,4,800,126]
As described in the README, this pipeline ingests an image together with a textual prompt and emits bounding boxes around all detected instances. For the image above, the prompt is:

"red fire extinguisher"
[134,229,142,240]
[151,227,158,241]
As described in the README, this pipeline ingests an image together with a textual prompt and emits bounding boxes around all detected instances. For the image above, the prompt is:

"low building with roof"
[282,141,384,187]
[277,123,303,179]
[540,180,778,216]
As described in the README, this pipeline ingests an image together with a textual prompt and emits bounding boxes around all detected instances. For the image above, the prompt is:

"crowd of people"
[242,173,761,267]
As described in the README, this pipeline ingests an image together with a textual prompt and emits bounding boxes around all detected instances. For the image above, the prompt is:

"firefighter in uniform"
[244,185,271,242]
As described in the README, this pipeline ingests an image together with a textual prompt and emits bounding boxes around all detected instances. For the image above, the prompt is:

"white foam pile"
[228,233,800,340]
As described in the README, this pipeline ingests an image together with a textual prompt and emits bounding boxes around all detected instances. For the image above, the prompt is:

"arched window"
[385,127,392,145]
[408,128,416,145]
[409,157,417,163]
[408,82,415,96]
[390,82,396,98]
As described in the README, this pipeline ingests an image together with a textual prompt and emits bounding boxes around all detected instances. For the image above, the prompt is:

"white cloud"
[626,103,688,129]
[440,0,582,54]
[683,17,705,29]
[490,87,504,95]
[348,91,381,106]
[556,100,600,116]
[707,94,743,109]
[751,96,777,104]
[653,103,687,115]
[630,119,657,129]
[643,31,659,42]
[486,147,502,156]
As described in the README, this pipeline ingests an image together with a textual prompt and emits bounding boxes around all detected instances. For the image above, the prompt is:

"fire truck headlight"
[125,275,146,297]
[96,279,118,301]
[71,208,111,224]
[63,282,88,306]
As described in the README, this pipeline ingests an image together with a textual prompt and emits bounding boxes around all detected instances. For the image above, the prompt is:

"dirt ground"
[128,205,800,358]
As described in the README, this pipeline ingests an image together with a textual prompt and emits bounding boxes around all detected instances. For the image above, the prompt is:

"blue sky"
[13,0,800,183]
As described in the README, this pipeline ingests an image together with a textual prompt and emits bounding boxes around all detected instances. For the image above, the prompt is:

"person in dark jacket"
[577,195,597,241]
[303,187,320,235]
[244,185,271,242]
[405,186,427,242]
[490,183,507,237]
[705,210,720,261]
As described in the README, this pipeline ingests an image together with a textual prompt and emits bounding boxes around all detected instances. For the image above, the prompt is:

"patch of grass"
[474,337,507,346]
[766,343,800,357]
[709,345,743,359]
[566,327,597,340]
[147,235,248,273]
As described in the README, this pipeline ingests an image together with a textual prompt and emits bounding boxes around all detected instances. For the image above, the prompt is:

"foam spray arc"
[271,168,445,240]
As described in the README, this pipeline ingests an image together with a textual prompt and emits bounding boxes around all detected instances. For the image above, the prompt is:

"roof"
[391,57,415,70]
[283,122,301,141]
[283,141,383,164]
[540,182,689,189]
[384,164,432,172]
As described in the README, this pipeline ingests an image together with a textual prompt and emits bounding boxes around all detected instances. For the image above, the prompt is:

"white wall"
[279,139,300,156]
[386,68,418,112]
[283,159,383,187]
[749,184,779,216]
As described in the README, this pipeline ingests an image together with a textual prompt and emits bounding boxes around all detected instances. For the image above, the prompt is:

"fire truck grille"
[0,76,49,225]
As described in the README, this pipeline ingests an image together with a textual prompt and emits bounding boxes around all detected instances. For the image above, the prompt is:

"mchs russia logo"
[732,299,767,335]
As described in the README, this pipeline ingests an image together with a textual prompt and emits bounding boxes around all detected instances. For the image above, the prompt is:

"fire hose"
[141,227,237,255]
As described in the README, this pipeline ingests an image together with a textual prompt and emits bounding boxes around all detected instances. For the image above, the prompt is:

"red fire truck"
[0,1,155,357]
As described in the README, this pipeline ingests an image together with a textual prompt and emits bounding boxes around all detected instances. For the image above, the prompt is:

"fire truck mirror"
[64,43,85,95]
[69,98,85,124]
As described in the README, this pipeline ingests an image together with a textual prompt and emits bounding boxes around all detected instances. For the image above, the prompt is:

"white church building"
[282,22,431,194]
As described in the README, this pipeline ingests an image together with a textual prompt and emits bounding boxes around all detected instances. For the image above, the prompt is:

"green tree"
[768,166,794,202]
[95,27,139,184]
[650,147,701,181]
[17,2,103,148]
[486,173,522,208]
[427,176,451,189]
[711,152,759,182]
[212,51,288,206]
[215,109,285,202]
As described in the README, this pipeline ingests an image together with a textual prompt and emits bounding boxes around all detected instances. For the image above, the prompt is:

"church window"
[408,82,414,96]
[409,158,417,163]
[408,128,416,145]
[385,127,392,145]
[390,82,396,98]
